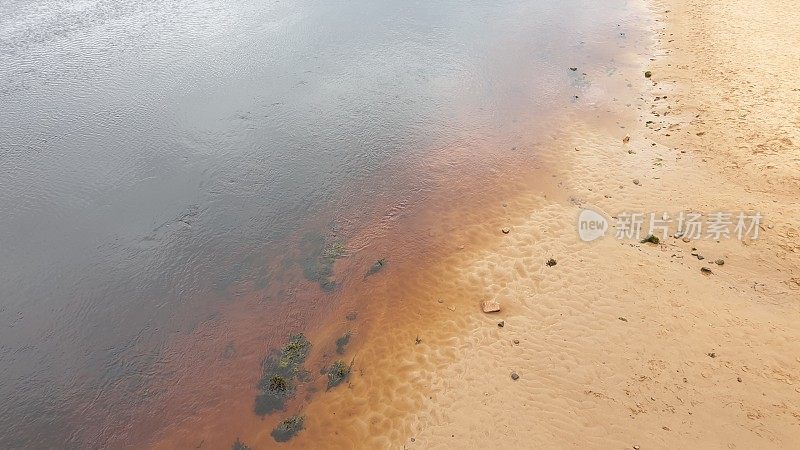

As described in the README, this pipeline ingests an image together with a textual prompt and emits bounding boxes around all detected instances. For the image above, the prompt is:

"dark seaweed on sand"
[254,334,311,415]
[326,359,353,390]
[271,415,305,442]
[364,258,387,278]
[335,331,351,355]
[300,233,345,291]
[232,438,252,450]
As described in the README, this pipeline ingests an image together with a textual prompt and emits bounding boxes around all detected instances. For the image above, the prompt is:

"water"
[0,0,645,447]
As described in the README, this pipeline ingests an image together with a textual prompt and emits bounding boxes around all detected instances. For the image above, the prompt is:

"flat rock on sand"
[481,300,501,313]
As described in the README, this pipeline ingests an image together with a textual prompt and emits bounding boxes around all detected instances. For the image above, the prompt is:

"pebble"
[513,339,520,344]
[623,135,631,143]
[501,227,511,234]
[701,267,713,275]
[633,179,640,185]
[498,320,505,328]
[511,372,519,380]
[737,377,742,382]
[682,237,691,243]
[715,259,725,265]
[696,255,705,261]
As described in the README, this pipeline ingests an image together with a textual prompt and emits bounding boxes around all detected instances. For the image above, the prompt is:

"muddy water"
[0,0,648,447]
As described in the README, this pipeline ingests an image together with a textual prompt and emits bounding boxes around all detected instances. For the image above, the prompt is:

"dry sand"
[163,0,799,447]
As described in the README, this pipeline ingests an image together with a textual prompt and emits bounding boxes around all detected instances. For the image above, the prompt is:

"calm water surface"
[0,0,641,446]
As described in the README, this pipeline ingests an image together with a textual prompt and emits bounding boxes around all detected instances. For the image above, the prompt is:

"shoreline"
[146,0,800,447]
[394,0,800,447]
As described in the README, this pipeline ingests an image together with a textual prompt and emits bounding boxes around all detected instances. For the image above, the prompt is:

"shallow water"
[0,0,646,447]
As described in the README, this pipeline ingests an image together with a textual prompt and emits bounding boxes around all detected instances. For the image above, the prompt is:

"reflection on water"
[0,0,645,447]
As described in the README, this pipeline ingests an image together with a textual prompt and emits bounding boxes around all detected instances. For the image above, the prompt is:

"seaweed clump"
[271,415,305,442]
[232,438,252,450]
[365,258,387,277]
[335,332,351,355]
[641,234,660,244]
[255,334,311,415]
[300,234,346,292]
[326,359,353,390]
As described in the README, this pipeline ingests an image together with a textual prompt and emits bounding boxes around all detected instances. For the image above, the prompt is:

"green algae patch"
[335,331,351,355]
[326,359,352,390]
[299,233,346,291]
[271,415,305,442]
[255,334,311,415]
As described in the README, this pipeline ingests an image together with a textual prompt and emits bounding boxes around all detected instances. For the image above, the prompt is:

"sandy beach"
[255,0,800,447]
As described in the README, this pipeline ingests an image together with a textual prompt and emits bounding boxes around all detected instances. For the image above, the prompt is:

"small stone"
[513,339,520,344]
[481,300,501,313]
[696,254,705,261]
[634,446,641,450]
[437,299,443,303]
[546,258,557,267]
[682,237,691,243]
[569,67,578,71]
[498,320,505,328]
[623,135,631,143]
[511,372,519,380]
[645,70,652,78]
[618,317,628,322]
[501,227,510,234]
[737,377,742,382]
[701,267,713,275]
[633,179,640,185]
[707,352,717,358]
[715,259,725,266]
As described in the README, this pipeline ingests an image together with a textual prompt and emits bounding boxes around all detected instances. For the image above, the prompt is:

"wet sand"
[144,0,800,448]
